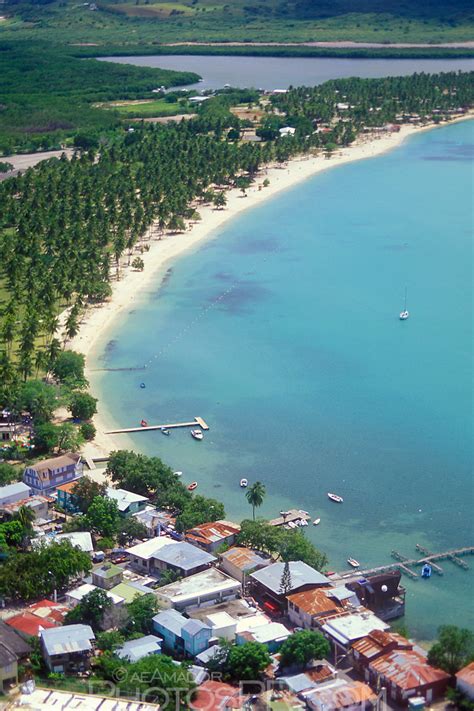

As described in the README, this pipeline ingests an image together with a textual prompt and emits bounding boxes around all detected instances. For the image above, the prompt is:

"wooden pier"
[105,416,209,435]
[269,509,310,528]
[337,545,473,581]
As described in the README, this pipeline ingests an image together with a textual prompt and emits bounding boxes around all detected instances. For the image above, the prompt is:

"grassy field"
[98,97,193,117]
[1,0,473,49]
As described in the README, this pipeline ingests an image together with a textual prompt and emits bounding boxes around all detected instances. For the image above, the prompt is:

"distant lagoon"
[100,54,474,91]
[91,116,474,640]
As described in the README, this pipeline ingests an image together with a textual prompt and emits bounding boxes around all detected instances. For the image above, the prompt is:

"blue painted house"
[152,609,211,658]
[23,453,83,494]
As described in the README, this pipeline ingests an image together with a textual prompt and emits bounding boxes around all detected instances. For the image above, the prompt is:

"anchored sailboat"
[399,288,409,321]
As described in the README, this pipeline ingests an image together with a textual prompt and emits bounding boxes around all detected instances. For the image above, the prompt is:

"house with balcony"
[155,567,241,612]
[23,454,83,494]
[40,625,95,673]
[127,537,215,578]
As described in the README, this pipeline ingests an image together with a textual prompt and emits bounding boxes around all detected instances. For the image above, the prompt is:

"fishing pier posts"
[105,417,209,435]
[338,546,474,580]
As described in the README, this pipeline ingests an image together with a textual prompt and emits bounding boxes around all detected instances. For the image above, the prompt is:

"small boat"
[399,287,409,320]
[299,510,309,516]
[160,427,170,436]
[139,383,146,389]
[328,492,344,503]
[140,419,148,427]
[240,478,248,488]
[174,471,183,477]
[313,518,321,526]
[287,521,297,529]
[347,557,360,568]
[301,519,308,526]
[191,429,203,441]
[187,481,198,491]
[421,563,432,578]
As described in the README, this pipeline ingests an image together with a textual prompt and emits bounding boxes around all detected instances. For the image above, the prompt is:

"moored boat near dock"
[191,429,203,440]
[328,492,344,503]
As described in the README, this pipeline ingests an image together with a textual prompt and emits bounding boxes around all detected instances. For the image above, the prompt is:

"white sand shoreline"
[67,115,472,460]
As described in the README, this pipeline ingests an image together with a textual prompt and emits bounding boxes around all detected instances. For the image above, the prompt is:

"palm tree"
[245,481,266,520]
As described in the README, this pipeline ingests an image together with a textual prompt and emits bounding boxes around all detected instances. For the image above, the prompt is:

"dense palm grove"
[0,72,472,398]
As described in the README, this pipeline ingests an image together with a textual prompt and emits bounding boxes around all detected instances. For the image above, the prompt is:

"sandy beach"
[66,116,471,460]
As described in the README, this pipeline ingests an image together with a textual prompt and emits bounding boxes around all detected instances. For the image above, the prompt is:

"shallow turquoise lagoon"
[91,121,474,639]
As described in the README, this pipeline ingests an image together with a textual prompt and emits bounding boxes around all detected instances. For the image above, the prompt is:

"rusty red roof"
[352,629,412,659]
[306,680,376,709]
[456,661,474,685]
[369,650,450,690]
[6,612,57,637]
[185,520,240,546]
[287,588,340,616]
[190,680,248,710]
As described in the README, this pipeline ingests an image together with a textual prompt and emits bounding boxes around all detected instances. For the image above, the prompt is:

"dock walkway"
[338,545,473,580]
[269,509,310,527]
[106,416,209,435]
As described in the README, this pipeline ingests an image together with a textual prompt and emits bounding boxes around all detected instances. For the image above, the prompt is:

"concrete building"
[23,453,83,494]
[0,482,31,507]
[155,568,241,611]
[219,546,271,584]
[185,520,240,553]
[40,624,95,673]
[0,494,50,520]
[92,563,123,590]
[127,536,178,574]
[321,611,389,658]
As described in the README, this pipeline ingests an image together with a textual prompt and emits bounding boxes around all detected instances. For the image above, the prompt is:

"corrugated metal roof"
[370,650,450,690]
[106,487,148,512]
[220,546,270,571]
[250,562,330,595]
[305,679,376,710]
[154,542,216,571]
[352,629,412,659]
[287,588,339,616]
[153,609,186,637]
[456,661,474,685]
[186,520,240,546]
[40,624,95,656]
[116,635,161,662]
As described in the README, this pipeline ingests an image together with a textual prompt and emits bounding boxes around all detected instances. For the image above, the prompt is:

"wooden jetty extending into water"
[337,545,473,581]
[106,416,209,435]
[269,509,310,528]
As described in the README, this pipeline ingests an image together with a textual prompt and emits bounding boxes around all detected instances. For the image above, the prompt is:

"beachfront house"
[219,546,271,584]
[155,568,241,611]
[287,588,348,630]
[185,520,240,553]
[153,609,211,657]
[23,453,83,494]
[346,571,406,620]
[367,649,450,705]
[249,561,330,614]
[351,629,413,676]
[106,487,149,517]
[0,482,31,508]
[40,625,95,673]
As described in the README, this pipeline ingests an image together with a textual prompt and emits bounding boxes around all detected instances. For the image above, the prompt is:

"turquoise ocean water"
[91,121,474,640]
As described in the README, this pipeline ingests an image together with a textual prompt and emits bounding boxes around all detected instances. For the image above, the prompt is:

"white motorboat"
[301,519,308,526]
[299,510,309,516]
[240,478,248,488]
[174,471,183,477]
[191,429,203,441]
[287,521,297,529]
[347,557,360,568]
[399,287,409,320]
[327,492,344,503]
[313,518,321,526]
